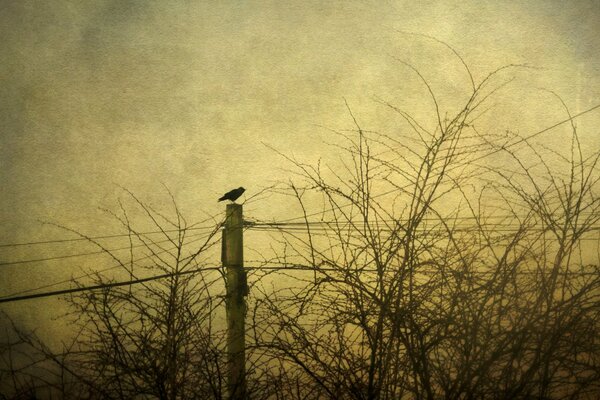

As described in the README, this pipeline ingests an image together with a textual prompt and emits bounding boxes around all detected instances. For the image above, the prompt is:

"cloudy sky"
[1,1,599,333]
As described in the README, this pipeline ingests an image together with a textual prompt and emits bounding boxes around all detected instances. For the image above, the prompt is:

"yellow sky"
[1,0,599,335]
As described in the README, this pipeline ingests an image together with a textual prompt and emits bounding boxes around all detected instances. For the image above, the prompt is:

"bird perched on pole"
[218,187,246,203]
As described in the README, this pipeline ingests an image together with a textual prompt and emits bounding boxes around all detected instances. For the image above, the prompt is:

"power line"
[0,266,221,305]
[5,221,597,299]
[3,217,598,293]
[0,227,218,267]
[247,221,600,229]
[492,103,600,152]
[3,101,598,251]
[247,228,600,235]
[0,230,178,248]
[1,229,221,298]
[2,262,597,305]
[2,103,598,248]
[2,105,599,299]
[3,218,597,268]
[246,212,598,226]
[245,264,600,276]
[246,224,600,235]
[0,213,224,249]
[266,102,600,225]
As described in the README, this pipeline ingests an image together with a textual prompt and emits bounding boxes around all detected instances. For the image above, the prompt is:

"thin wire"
[265,102,600,225]
[0,227,217,267]
[469,102,600,165]
[2,263,597,304]
[1,229,221,298]
[3,103,598,250]
[0,211,224,249]
[0,266,221,304]
[245,264,600,276]
[3,218,598,294]
[0,230,186,248]
[2,104,599,248]
[246,212,598,225]
[4,217,597,268]
[246,225,600,234]
[3,102,600,295]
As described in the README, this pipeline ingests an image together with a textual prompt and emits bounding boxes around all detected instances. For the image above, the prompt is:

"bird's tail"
[218,196,226,202]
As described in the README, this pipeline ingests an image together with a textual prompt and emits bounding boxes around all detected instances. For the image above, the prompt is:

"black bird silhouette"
[218,187,246,202]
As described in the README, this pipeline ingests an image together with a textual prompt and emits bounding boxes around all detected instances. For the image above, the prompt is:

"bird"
[218,187,246,203]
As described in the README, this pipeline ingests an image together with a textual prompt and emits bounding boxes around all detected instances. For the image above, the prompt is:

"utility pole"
[222,203,248,400]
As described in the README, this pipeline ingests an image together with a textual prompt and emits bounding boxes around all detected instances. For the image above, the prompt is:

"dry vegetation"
[2,48,599,399]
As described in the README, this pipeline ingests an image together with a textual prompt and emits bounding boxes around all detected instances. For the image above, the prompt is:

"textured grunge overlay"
[1,1,600,398]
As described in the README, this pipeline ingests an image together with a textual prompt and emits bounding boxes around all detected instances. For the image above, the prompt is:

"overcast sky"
[1,0,599,333]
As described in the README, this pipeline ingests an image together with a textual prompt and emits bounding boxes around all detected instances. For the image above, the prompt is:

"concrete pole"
[223,203,247,399]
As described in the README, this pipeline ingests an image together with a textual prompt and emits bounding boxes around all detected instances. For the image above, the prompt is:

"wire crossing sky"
[1,0,600,348]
